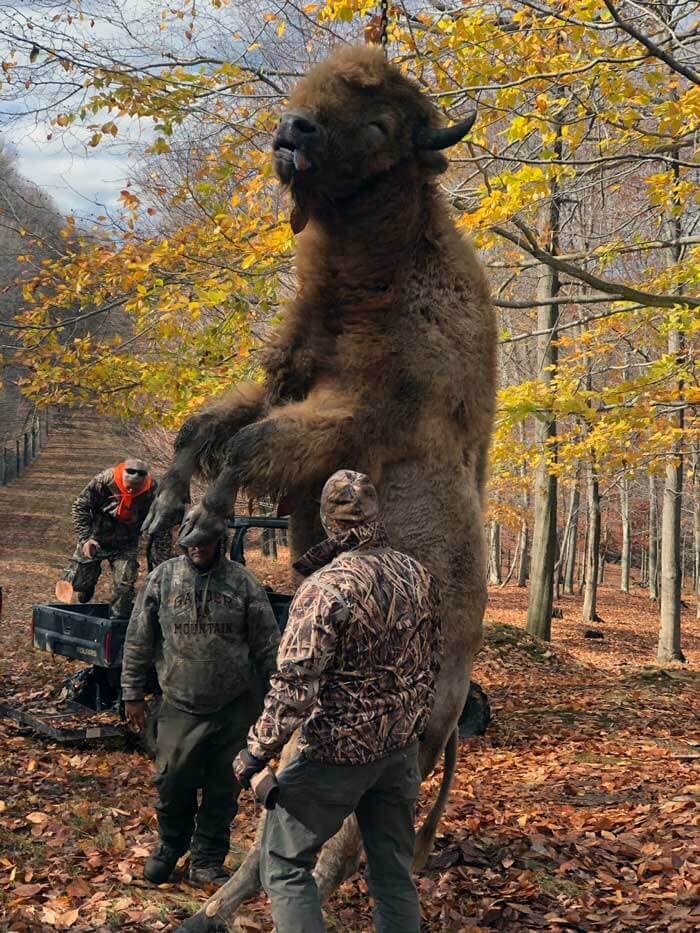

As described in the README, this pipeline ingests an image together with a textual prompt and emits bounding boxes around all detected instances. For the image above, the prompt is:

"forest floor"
[1,412,699,932]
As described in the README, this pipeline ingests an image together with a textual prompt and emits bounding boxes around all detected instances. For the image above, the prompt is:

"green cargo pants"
[154,693,259,868]
[61,543,138,618]
[261,741,422,933]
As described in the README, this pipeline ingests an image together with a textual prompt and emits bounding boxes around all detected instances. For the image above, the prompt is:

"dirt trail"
[0,409,141,696]
[0,409,133,598]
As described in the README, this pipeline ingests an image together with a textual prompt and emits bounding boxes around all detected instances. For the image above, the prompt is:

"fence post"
[16,439,21,477]
[23,432,30,467]
[0,447,5,485]
[32,419,38,457]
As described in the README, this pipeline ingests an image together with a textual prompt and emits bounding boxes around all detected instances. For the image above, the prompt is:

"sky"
[0,0,174,219]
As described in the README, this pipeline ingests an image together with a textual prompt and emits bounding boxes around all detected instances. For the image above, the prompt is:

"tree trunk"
[526,123,562,640]
[693,445,700,620]
[488,520,502,585]
[578,516,587,592]
[562,470,580,595]
[658,439,683,662]
[582,461,600,622]
[620,476,631,592]
[525,265,559,640]
[649,473,659,601]
[598,520,607,584]
[657,152,685,664]
[517,520,529,588]
[517,422,529,588]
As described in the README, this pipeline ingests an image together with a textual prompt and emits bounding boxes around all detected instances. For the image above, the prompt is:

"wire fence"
[0,408,50,486]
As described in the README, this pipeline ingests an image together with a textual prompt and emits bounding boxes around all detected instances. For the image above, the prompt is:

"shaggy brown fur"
[147,45,497,929]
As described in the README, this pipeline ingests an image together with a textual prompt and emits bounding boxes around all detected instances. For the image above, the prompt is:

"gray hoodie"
[121,545,280,714]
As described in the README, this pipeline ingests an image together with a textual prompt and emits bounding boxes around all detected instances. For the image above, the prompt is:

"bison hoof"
[458,681,491,738]
[178,503,227,547]
[174,914,229,933]
[141,492,187,535]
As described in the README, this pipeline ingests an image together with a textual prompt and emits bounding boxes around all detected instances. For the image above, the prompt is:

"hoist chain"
[379,0,389,57]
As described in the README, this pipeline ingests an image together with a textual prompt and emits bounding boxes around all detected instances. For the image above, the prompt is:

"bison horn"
[414,112,476,151]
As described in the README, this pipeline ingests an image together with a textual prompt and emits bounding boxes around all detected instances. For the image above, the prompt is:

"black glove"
[233,748,266,788]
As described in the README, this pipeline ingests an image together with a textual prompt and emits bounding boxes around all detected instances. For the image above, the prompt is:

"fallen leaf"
[26,811,49,824]
[58,908,79,928]
[13,882,47,898]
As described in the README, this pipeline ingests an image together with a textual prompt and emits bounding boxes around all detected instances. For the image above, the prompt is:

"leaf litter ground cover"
[1,413,698,930]
[2,583,697,932]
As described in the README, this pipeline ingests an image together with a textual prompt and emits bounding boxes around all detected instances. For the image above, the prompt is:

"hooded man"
[234,469,442,933]
[121,527,280,887]
[58,458,167,618]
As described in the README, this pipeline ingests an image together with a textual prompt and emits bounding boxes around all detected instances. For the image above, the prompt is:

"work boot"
[188,863,230,888]
[144,843,182,884]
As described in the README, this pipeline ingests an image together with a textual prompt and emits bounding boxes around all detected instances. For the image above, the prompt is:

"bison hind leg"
[313,817,363,903]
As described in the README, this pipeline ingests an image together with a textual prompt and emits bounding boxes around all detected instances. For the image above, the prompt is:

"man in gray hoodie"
[121,530,280,887]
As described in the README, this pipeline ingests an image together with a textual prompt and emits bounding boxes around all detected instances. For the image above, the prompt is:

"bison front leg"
[142,383,267,535]
[179,394,355,546]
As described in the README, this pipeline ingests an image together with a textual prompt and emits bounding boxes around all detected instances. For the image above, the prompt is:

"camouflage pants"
[154,693,260,867]
[261,742,421,933]
[62,543,138,619]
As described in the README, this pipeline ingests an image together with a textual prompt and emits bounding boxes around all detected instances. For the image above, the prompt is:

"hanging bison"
[144,44,497,930]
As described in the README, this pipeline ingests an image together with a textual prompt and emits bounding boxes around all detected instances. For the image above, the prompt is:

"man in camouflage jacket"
[59,458,169,617]
[234,470,442,933]
[121,530,280,887]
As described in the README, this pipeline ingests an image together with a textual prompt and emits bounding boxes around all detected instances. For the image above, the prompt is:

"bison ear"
[414,112,477,151]
[290,203,308,234]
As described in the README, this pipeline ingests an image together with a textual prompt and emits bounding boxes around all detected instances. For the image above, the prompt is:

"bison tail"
[413,728,458,871]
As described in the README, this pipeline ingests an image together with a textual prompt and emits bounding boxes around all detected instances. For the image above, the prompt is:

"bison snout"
[273,112,319,182]
[276,112,318,141]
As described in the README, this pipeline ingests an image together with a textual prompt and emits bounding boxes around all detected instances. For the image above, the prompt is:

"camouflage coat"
[72,468,159,552]
[248,521,442,765]
[121,548,280,714]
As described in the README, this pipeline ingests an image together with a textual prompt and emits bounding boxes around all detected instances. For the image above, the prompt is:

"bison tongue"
[293,149,310,171]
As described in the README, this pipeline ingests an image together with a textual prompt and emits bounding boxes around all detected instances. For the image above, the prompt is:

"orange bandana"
[112,461,153,523]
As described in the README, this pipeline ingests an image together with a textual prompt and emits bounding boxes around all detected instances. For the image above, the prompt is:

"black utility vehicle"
[9,518,292,745]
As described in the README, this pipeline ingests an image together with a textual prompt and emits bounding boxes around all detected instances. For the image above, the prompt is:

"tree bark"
[598,520,607,584]
[488,520,502,585]
[525,264,559,640]
[582,461,600,622]
[649,473,659,601]
[517,519,529,587]
[517,421,529,588]
[562,470,581,595]
[657,152,685,664]
[693,445,700,620]
[620,475,631,592]
[658,431,683,662]
[526,122,562,640]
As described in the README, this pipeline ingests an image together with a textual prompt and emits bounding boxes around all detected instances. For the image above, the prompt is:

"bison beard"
[147,45,497,931]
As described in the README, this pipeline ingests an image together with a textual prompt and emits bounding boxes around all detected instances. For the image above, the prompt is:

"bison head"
[272,45,475,232]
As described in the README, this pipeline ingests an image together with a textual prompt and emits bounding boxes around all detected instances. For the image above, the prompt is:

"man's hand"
[81,538,99,559]
[233,749,266,788]
[125,700,146,733]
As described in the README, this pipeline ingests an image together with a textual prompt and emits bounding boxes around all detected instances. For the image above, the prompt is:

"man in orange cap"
[58,458,167,617]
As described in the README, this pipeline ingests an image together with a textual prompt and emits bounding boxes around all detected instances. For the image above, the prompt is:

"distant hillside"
[0,145,65,441]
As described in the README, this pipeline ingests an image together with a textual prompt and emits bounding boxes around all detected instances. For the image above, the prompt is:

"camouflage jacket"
[121,549,280,714]
[72,468,158,552]
[248,521,442,765]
